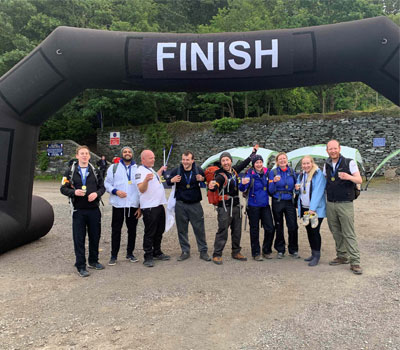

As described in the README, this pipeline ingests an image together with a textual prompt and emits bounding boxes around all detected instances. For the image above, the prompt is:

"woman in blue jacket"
[239,155,274,261]
[268,152,299,259]
[295,156,326,266]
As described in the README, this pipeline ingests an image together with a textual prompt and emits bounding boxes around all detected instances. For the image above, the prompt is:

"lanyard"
[331,158,342,179]
[143,166,160,183]
[121,161,132,181]
[78,166,88,186]
[184,171,192,186]
[302,172,308,193]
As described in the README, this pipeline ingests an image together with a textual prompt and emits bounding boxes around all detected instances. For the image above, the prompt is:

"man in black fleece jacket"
[166,151,211,262]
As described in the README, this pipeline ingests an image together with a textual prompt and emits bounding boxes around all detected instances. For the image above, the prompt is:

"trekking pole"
[163,147,166,167]
[165,144,173,166]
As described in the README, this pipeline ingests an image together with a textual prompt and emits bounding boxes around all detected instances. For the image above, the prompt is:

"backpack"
[68,161,99,187]
[204,166,237,206]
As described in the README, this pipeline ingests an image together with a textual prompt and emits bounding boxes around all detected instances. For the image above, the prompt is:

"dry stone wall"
[97,113,399,175]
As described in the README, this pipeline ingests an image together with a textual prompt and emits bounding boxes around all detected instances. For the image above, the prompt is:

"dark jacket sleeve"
[95,169,106,198]
[60,169,75,197]
[233,157,251,173]
[210,172,225,192]
[165,167,178,186]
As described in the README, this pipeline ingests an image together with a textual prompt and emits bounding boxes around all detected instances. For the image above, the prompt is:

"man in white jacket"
[105,146,141,266]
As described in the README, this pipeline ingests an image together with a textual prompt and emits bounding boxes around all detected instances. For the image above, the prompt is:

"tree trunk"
[244,92,248,117]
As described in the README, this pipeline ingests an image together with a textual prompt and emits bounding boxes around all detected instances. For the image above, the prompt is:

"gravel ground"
[0,179,399,350]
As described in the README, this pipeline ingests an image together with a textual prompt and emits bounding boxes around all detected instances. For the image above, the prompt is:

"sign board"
[373,138,386,147]
[110,132,120,146]
[46,143,63,156]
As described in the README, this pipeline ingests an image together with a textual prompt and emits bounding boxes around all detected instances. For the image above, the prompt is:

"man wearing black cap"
[208,145,259,265]
[104,146,141,266]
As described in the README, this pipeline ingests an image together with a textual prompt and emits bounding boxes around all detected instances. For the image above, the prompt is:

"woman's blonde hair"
[301,155,318,182]
[275,152,288,164]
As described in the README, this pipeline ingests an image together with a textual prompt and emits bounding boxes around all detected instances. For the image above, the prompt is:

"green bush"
[212,117,243,133]
[141,123,173,161]
[38,151,49,171]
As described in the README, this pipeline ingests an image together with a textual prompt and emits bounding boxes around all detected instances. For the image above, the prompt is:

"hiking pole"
[165,144,173,166]
[163,147,166,167]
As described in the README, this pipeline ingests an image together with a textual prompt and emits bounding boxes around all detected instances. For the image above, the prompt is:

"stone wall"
[97,112,400,175]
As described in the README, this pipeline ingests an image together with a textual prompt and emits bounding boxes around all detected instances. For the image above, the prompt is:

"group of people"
[60,139,363,278]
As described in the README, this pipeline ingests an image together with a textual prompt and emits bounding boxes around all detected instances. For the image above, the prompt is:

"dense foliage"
[1,0,398,144]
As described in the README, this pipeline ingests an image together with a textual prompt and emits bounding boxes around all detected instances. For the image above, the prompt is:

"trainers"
[277,252,284,259]
[154,253,170,261]
[143,259,154,267]
[108,257,117,266]
[77,269,90,277]
[253,255,263,261]
[350,265,363,275]
[329,257,350,265]
[212,256,223,265]
[88,262,105,270]
[262,253,273,259]
[126,255,138,263]
[302,211,310,226]
[200,252,211,261]
[310,213,319,229]
[289,252,300,259]
[177,252,190,261]
[232,253,247,261]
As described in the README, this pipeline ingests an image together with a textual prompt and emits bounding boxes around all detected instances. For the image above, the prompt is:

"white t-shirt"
[135,165,167,209]
[323,159,359,176]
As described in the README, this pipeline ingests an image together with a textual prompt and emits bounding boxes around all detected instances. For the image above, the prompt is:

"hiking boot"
[232,253,247,261]
[212,256,223,265]
[77,269,90,277]
[310,213,319,229]
[289,252,300,259]
[126,255,138,263]
[304,252,314,262]
[253,255,263,261]
[200,252,211,261]
[302,211,310,226]
[308,251,320,267]
[108,257,117,266]
[329,257,350,265]
[177,252,190,261]
[350,265,363,275]
[143,259,154,267]
[88,262,105,270]
[154,253,170,261]
[277,252,284,259]
[262,253,273,259]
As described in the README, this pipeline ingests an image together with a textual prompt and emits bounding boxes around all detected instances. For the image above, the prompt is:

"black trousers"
[142,205,166,260]
[72,208,101,270]
[213,205,242,257]
[271,198,298,254]
[301,207,323,251]
[111,207,139,258]
[246,205,275,256]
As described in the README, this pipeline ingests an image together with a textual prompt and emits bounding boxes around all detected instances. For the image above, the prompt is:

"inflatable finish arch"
[0,16,399,253]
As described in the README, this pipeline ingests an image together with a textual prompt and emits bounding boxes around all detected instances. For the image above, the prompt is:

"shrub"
[212,117,242,133]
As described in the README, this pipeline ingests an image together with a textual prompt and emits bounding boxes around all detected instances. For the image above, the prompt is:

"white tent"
[287,144,365,172]
[201,147,278,169]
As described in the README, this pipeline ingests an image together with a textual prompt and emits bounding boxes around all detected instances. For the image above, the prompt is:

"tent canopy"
[287,144,365,172]
[365,149,400,190]
[201,147,278,170]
